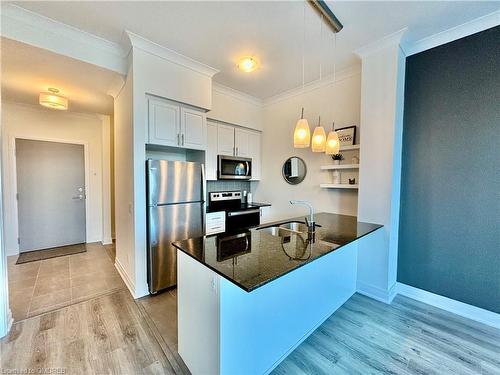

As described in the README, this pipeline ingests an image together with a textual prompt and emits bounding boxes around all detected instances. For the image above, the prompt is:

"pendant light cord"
[302,0,306,90]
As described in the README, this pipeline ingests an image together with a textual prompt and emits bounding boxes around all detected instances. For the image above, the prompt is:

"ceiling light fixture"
[293,1,311,148]
[312,116,326,152]
[39,88,68,110]
[237,56,259,73]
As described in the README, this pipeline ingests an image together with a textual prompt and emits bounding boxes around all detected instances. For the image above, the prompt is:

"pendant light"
[294,107,311,148]
[325,33,339,154]
[312,116,326,152]
[311,15,326,152]
[325,121,340,154]
[293,1,310,148]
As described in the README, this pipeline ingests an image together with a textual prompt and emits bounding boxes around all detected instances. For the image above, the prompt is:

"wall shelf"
[339,144,360,151]
[320,184,359,189]
[320,164,359,170]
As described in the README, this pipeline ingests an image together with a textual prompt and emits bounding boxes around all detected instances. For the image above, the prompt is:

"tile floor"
[7,242,126,321]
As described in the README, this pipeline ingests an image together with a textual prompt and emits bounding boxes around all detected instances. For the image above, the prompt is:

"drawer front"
[206,211,226,235]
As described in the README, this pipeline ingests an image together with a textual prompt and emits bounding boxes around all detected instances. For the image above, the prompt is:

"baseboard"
[114,258,137,299]
[357,281,397,304]
[397,283,500,329]
[101,238,113,246]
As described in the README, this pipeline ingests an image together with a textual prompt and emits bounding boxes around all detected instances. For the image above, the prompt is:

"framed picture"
[335,126,356,146]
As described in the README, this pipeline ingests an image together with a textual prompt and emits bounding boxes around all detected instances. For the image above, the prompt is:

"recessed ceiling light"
[237,56,259,73]
[39,87,68,110]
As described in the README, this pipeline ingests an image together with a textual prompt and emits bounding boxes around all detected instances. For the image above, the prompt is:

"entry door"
[16,139,86,252]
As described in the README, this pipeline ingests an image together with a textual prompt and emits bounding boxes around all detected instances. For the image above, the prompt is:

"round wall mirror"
[282,157,307,185]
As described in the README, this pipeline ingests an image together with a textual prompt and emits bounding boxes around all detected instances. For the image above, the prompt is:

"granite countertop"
[206,202,271,213]
[172,212,382,292]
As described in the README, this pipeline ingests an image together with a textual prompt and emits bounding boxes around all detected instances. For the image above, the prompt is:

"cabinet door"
[181,107,207,150]
[206,121,218,181]
[248,131,262,180]
[148,98,181,147]
[234,128,250,157]
[217,124,235,156]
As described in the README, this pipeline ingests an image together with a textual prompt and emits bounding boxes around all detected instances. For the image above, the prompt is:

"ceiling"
[5,1,500,100]
[1,37,119,114]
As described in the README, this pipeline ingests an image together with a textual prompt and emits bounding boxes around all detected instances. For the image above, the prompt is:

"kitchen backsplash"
[206,180,251,200]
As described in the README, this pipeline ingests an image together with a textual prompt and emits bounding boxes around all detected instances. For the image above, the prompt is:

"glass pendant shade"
[311,125,326,152]
[325,130,340,154]
[294,108,311,148]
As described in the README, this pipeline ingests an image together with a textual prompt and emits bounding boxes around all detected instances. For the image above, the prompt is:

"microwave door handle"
[246,161,250,176]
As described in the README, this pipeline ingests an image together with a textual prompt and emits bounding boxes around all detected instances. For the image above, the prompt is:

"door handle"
[72,194,84,200]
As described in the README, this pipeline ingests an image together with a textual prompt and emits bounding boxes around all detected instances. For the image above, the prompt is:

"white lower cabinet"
[148,96,207,150]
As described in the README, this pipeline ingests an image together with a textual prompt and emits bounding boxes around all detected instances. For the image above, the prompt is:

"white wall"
[209,84,263,131]
[355,32,406,303]
[113,61,138,296]
[254,69,361,222]
[1,102,111,256]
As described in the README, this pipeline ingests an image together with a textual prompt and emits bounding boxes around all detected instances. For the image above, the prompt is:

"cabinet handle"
[233,146,235,156]
[236,147,239,156]
[177,134,180,146]
[182,134,185,146]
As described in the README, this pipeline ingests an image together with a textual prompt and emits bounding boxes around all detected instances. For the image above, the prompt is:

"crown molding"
[212,82,263,107]
[0,4,127,74]
[405,10,500,56]
[263,64,361,107]
[354,28,408,59]
[124,31,219,78]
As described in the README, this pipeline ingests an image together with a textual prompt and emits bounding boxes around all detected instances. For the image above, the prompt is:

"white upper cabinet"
[148,96,207,150]
[248,131,261,180]
[206,121,218,181]
[234,128,250,157]
[148,98,181,147]
[217,124,235,156]
[181,107,207,150]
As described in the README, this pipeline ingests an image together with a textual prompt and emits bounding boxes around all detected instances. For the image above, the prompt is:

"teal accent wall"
[398,26,500,313]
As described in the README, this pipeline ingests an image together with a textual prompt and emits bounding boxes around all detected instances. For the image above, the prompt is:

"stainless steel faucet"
[290,200,315,232]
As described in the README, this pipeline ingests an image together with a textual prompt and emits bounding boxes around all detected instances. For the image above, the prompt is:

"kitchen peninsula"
[173,212,382,375]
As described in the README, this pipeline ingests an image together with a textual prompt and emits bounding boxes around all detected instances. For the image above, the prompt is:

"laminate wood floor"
[2,290,499,375]
[0,290,184,375]
[273,293,500,375]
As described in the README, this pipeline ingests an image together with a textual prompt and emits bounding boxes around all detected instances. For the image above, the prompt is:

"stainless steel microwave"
[218,155,252,180]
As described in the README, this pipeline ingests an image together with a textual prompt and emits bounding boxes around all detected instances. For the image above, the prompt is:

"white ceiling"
[5,1,500,100]
[1,37,119,114]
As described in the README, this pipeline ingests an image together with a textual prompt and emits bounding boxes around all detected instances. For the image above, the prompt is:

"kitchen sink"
[258,221,321,237]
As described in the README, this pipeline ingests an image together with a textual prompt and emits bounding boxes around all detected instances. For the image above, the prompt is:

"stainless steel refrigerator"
[147,160,205,294]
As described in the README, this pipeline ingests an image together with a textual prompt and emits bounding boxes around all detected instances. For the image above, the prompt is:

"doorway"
[16,139,86,252]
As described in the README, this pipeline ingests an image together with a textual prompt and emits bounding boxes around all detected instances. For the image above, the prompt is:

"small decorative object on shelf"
[336,126,356,147]
[348,178,356,185]
[351,155,359,164]
[332,170,341,184]
[331,153,343,165]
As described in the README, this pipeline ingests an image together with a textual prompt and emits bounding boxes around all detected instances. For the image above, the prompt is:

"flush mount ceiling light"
[39,88,68,110]
[237,56,259,73]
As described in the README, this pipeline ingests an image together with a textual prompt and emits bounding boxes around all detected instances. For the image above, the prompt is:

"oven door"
[218,155,252,180]
[226,208,260,232]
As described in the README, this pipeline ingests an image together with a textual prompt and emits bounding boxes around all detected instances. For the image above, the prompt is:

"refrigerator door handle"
[148,163,159,206]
